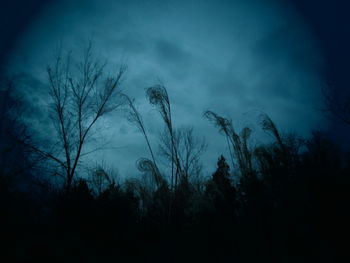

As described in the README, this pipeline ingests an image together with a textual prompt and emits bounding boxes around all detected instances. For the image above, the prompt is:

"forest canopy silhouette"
[1,42,350,263]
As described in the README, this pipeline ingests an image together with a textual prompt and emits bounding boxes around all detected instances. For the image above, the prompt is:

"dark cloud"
[0,0,54,71]
[289,0,350,145]
[5,0,328,176]
[153,39,193,79]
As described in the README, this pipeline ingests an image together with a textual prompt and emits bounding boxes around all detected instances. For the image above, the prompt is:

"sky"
[1,0,349,178]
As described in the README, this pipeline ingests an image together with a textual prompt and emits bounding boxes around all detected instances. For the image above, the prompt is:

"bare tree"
[31,43,126,191]
[158,126,206,182]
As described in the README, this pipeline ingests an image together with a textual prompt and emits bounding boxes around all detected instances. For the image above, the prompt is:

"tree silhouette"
[212,155,230,185]
[158,126,206,183]
[30,43,126,191]
[207,155,236,208]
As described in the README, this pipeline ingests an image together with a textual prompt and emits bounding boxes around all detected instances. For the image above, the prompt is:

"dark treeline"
[1,46,350,262]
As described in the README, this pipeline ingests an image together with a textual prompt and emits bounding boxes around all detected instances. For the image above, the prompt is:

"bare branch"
[35,42,126,191]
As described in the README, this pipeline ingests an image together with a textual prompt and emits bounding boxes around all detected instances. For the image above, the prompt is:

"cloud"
[7,0,328,176]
